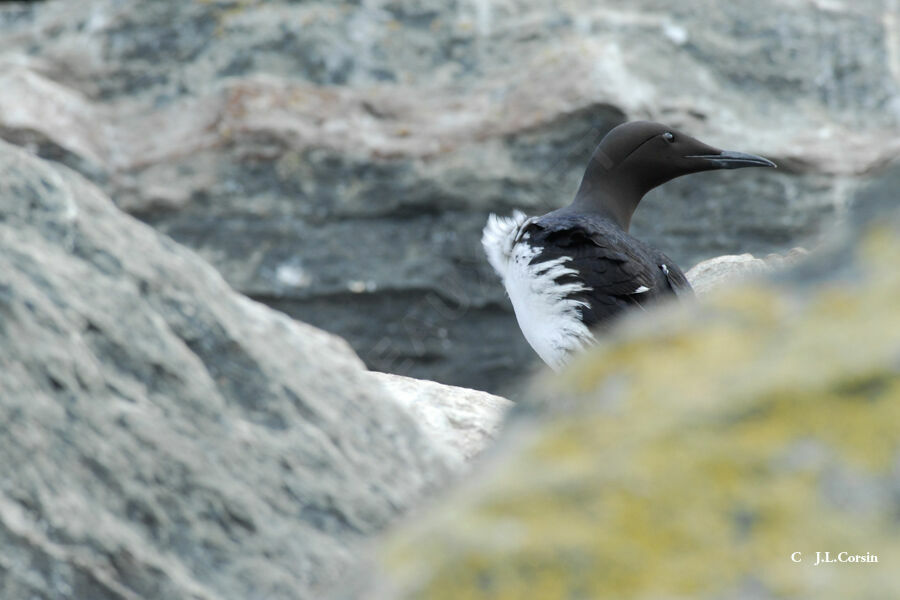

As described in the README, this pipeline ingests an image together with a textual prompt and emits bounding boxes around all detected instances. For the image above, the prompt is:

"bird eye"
[662,132,675,143]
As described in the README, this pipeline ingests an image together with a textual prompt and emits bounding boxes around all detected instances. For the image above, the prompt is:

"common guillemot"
[482,121,776,371]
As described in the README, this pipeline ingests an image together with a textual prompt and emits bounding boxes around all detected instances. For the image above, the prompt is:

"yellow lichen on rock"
[376,223,900,599]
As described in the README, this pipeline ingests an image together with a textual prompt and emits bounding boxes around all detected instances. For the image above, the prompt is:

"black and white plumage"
[483,121,776,371]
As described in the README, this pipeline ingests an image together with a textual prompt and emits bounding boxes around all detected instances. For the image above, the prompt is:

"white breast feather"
[481,210,529,277]
[482,212,596,371]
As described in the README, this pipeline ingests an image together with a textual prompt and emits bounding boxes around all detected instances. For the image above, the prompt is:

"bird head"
[574,121,776,229]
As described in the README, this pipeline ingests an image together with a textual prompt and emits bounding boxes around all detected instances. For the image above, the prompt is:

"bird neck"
[570,170,645,232]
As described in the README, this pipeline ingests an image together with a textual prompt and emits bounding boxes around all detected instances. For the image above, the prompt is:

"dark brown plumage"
[483,121,776,369]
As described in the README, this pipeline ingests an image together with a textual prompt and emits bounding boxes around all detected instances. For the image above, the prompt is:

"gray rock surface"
[686,248,809,296]
[0,140,451,600]
[372,372,512,468]
[1,0,898,393]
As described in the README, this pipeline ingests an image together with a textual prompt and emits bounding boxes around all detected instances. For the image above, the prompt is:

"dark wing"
[523,219,687,329]
[658,257,693,298]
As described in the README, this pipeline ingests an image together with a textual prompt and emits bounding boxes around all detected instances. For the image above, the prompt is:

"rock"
[0,140,452,600]
[371,372,512,468]
[358,200,900,599]
[1,0,899,393]
[686,247,808,295]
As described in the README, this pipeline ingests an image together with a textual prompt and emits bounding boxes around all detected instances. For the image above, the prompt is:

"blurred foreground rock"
[359,202,900,598]
[2,0,899,392]
[0,141,455,600]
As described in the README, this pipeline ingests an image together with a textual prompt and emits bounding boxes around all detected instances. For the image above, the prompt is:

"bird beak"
[685,150,777,169]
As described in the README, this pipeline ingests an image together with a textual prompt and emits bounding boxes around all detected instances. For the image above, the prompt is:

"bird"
[482,120,776,371]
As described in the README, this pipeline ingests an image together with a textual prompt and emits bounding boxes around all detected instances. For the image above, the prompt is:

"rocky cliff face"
[0,140,453,600]
[360,197,900,600]
[1,0,898,392]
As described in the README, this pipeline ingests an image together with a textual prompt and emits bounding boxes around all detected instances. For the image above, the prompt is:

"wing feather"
[523,218,690,329]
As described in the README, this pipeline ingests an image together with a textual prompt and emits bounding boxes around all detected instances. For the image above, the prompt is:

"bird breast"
[482,213,595,371]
